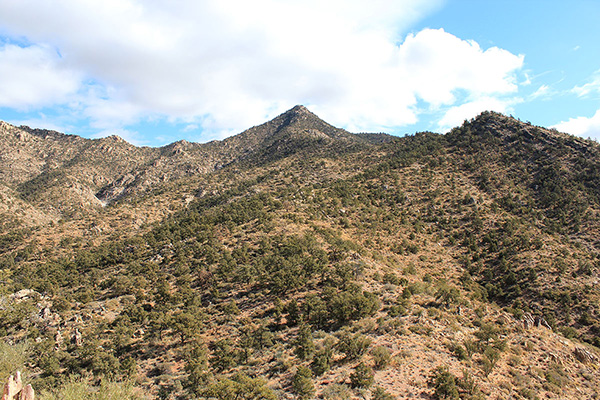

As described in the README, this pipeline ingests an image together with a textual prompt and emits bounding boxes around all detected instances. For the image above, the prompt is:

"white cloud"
[0,0,526,141]
[0,43,82,108]
[397,29,523,107]
[182,124,199,133]
[90,127,145,146]
[572,70,600,98]
[530,84,553,100]
[438,97,521,132]
[553,109,600,140]
[7,116,72,135]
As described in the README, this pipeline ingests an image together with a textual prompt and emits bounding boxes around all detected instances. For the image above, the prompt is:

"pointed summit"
[261,105,354,141]
[219,105,364,164]
[288,104,311,114]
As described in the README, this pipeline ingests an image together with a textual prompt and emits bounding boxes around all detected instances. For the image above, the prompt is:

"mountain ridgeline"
[0,107,599,399]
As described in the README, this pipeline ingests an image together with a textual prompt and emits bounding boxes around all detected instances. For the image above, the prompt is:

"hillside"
[0,108,599,399]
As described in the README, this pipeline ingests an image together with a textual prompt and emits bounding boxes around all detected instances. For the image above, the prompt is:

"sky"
[0,0,599,147]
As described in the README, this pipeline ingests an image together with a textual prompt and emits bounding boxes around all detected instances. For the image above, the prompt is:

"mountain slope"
[0,106,386,215]
[0,109,599,399]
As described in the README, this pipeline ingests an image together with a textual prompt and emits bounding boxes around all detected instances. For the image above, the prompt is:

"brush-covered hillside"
[0,107,599,399]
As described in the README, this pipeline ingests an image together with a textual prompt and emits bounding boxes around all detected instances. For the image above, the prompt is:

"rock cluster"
[1,372,34,400]
[521,313,551,330]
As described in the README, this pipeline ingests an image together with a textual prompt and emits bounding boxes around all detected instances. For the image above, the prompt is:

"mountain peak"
[285,104,313,117]
[264,105,351,140]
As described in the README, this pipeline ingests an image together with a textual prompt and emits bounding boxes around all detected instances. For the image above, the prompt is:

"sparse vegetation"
[1,109,600,398]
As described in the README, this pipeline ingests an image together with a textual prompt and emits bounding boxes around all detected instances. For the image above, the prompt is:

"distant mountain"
[0,108,599,399]
[0,106,395,217]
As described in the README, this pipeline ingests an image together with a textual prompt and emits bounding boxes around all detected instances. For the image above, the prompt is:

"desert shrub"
[481,346,500,377]
[559,326,578,339]
[294,323,316,361]
[301,286,380,330]
[387,304,408,317]
[222,300,240,316]
[322,384,352,400]
[457,369,482,398]
[75,342,121,378]
[449,342,468,361]
[203,373,277,400]
[350,362,374,388]
[519,388,540,400]
[372,386,395,400]
[372,346,391,370]
[0,300,37,333]
[302,295,329,329]
[184,341,210,394]
[428,366,459,400]
[38,352,61,377]
[463,340,478,358]
[435,283,461,307]
[41,378,143,400]
[249,323,274,351]
[292,366,315,400]
[336,331,371,361]
[311,346,333,376]
[285,300,300,326]
[382,272,400,285]
[544,363,568,390]
[0,341,28,381]
[474,322,504,351]
[172,311,203,344]
[326,287,381,327]
[210,339,238,372]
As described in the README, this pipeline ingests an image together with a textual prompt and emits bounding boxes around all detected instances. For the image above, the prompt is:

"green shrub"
[222,300,241,316]
[40,378,143,400]
[428,366,459,400]
[450,343,468,361]
[210,339,238,372]
[311,347,333,376]
[203,373,277,400]
[336,331,371,361]
[372,386,395,400]
[184,341,210,394]
[382,272,400,285]
[457,370,481,398]
[350,362,374,388]
[294,323,316,361]
[322,384,351,400]
[372,346,391,370]
[435,284,461,307]
[0,341,28,381]
[292,366,315,400]
[481,347,500,376]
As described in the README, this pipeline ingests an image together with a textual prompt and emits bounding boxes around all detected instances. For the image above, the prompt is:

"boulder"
[1,372,34,400]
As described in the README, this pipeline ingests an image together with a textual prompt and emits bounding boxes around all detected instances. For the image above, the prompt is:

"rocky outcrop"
[71,328,83,347]
[1,372,34,400]
[521,313,551,330]
[574,347,597,364]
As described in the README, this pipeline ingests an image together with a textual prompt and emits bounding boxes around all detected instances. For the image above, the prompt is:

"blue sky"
[0,0,599,146]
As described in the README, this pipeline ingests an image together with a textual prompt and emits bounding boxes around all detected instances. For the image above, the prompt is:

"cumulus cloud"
[437,97,521,132]
[0,0,525,141]
[0,43,82,109]
[553,109,600,141]
[397,29,523,106]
